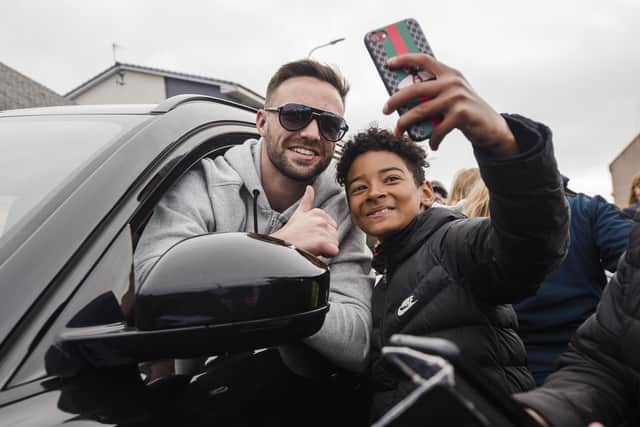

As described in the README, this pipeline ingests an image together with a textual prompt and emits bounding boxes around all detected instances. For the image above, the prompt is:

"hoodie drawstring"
[252,189,260,233]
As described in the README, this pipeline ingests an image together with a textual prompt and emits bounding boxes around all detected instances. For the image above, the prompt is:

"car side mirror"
[47,233,330,376]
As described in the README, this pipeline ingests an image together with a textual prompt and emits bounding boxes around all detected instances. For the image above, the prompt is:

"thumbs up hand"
[271,186,339,257]
[297,184,316,213]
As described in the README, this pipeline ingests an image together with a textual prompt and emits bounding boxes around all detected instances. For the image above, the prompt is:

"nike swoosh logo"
[397,295,418,317]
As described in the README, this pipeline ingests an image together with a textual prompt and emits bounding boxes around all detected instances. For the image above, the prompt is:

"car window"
[129,133,256,383]
[0,115,148,239]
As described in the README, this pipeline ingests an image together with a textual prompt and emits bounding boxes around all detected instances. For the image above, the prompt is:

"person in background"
[335,51,569,421]
[430,179,448,204]
[515,176,631,385]
[517,216,640,427]
[447,167,480,212]
[623,172,640,219]
[462,179,490,217]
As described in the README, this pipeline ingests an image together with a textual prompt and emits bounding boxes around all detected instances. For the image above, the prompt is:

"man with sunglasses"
[134,59,373,422]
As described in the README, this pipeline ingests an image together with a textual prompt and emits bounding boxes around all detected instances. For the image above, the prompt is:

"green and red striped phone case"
[364,18,437,141]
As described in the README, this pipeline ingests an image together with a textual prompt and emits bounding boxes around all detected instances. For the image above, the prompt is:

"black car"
[0,95,337,426]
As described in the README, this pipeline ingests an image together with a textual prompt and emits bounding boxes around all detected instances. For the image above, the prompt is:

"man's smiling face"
[257,76,344,182]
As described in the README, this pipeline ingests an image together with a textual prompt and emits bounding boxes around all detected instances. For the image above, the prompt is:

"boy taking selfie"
[335,52,569,420]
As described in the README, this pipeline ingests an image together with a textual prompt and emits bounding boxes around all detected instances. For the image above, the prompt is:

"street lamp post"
[307,37,346,58]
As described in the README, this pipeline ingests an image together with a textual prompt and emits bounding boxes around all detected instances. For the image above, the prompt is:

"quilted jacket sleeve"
[441,114,570,304]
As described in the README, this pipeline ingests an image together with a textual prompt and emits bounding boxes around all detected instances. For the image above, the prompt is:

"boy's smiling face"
[346,150,433,241]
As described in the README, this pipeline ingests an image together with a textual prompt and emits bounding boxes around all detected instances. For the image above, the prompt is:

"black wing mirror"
[47,233,330,376]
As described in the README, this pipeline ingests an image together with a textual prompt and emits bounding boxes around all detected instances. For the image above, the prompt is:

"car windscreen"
[0,114,149,239]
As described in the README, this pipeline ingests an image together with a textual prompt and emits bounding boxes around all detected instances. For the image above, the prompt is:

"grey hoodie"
[134,138,373,373]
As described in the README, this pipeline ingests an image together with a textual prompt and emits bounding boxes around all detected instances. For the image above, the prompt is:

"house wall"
[71,71,165,104]
[610,134,640,207]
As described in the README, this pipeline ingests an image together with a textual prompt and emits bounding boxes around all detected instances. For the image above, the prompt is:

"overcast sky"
[2,0,639,201]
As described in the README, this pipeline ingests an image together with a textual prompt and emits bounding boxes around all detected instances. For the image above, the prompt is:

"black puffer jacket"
[369,115,570,419]
[516,217,640,427]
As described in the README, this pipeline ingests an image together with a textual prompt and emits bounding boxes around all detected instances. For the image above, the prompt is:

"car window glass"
[0,115,148,239]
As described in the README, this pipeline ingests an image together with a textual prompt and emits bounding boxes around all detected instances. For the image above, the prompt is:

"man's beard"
[265,136,333,182]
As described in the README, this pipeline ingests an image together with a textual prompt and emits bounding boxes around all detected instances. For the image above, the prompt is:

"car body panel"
[0,349,312,426]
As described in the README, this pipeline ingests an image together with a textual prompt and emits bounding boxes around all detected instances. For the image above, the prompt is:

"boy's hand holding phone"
[384,53,518,158]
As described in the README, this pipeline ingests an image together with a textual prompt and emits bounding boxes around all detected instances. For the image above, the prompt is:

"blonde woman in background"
[463,179,490,218]
[447,167,480,212]
[623,173,640,219]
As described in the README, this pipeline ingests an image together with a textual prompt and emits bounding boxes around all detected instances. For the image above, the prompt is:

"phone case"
[364,18,437,141]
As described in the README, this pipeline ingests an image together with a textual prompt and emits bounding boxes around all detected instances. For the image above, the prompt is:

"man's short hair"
[431,180,448,198]
[336,127,428,189]
[265,59,350,106]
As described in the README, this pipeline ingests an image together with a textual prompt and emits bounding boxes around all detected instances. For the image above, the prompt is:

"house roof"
[0,62,74,111]
[65,62,265,108]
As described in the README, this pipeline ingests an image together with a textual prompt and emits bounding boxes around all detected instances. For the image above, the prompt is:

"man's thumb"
[297,185,314,212]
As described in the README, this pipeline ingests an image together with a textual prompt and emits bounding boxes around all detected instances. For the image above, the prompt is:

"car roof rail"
[151,94,258,115]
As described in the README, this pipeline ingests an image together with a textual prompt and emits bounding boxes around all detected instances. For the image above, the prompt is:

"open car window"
[0,115,148,240]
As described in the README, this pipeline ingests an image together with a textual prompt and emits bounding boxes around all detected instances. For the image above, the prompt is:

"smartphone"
[364,18,437,141]
[373,346,489,427]
[384,335,542,427]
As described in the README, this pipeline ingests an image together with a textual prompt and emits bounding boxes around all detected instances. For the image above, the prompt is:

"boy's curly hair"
[336,127,428,188]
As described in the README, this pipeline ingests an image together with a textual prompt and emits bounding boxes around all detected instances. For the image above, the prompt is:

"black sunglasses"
[264,103,349,142]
